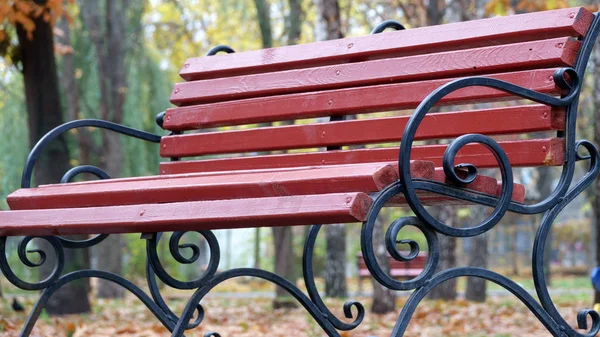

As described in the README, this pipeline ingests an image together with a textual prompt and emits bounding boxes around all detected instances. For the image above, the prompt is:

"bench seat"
[5,159,524,236]
[6,161,525,229]
[0,193,372,236]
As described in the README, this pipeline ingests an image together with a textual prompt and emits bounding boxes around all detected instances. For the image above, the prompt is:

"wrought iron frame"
[1,12,600,337]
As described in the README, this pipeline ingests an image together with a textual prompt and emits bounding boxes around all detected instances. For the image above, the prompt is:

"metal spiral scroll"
[144,231,221,329]
[19,118,162,248]
[303,225,365,330]
[361,189,439,290]
[361,139,600,337]
[141,227,371,337]
[529,140,600,337]
[376,11,600,333]
[398,67,580,237]
[0,236,64,291]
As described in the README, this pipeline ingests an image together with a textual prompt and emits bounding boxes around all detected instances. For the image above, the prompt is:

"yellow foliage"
[485,0,509,16]
[0,0,72,40]
[14,11,35,38]
[484,0,570,16]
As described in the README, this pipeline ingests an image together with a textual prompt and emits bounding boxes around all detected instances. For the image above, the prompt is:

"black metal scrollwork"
[304,225,365,330]
[0,11,599,337]
[378,11,600,337]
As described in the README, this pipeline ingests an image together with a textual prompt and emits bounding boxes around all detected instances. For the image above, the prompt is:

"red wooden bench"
[2,6,599,337]
[4,6,592,234]
[357,253,428,294]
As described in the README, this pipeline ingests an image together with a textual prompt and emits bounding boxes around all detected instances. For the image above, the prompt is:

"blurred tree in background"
[0,0,91,315]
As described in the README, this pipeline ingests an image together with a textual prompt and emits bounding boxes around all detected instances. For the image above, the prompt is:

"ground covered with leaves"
[0,288,594,337]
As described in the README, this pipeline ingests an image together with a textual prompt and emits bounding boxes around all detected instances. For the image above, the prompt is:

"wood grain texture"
[179,7,593,81]
[159,138,565,175]
[163,69,563,131]
[2,167,524,236]
[387,168,526,205]
[8,157,523,213]
[8,162,433,210]
[160,105,564,157]
[0,193,373,236]
[32,161,431,189]
[171,38,579,106]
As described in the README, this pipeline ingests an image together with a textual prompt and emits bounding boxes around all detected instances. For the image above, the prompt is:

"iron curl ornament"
[0,9,599,337]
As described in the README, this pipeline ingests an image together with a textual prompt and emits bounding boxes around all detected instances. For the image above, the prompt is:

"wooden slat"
[159,138,565,175]
[0,193,372,236]
[358,268,424,277]
[160,105,564,157]
[34,161,429,188]
[497,181,526,203]
[171,38,579,106]
[163,69,563,131]
[387,168,526,205]
[179,7,593,81]
[8,159,525,213]
[8,162,435,210]
[358,255,428,276]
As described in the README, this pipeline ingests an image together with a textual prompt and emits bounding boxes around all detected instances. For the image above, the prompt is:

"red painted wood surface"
[159,138,565,175]
[35,161,430,188]
[8,157,525,214]
[437,169,526,203]
[9,162,432,210]
[171,38,579,106]
[387,168,526,205]
[0,193,372,236]
[163,69,562,131]
[497,181,526,203]
[160,105,564,157]
[357,254,427,278]
[179,7,593,81]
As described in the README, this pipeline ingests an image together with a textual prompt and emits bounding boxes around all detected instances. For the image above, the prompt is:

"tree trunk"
[592,42,600,304]
[254,228,261,269]
[314,0,348,299]
[254,0,273,49]
[17,12,90,315]
[325,224,347,297]
[57,18,91,165]
[272,226,298,309]
[371,215,396,313]
[426,0,446,26]
[252,0,300,309]
[314,0,343,41]
[466,205,488,302]
[423,0,454,301]
[510,224,520,276]
[428,207,458,300]
[287,0,302,45]
[252,0,274,274]
[80,0,129,299]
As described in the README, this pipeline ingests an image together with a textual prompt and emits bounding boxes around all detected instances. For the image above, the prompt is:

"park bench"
[0,6,599,337]
[357,252,428,294]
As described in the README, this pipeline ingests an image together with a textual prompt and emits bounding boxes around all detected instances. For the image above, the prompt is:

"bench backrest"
[157,7,593,176]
